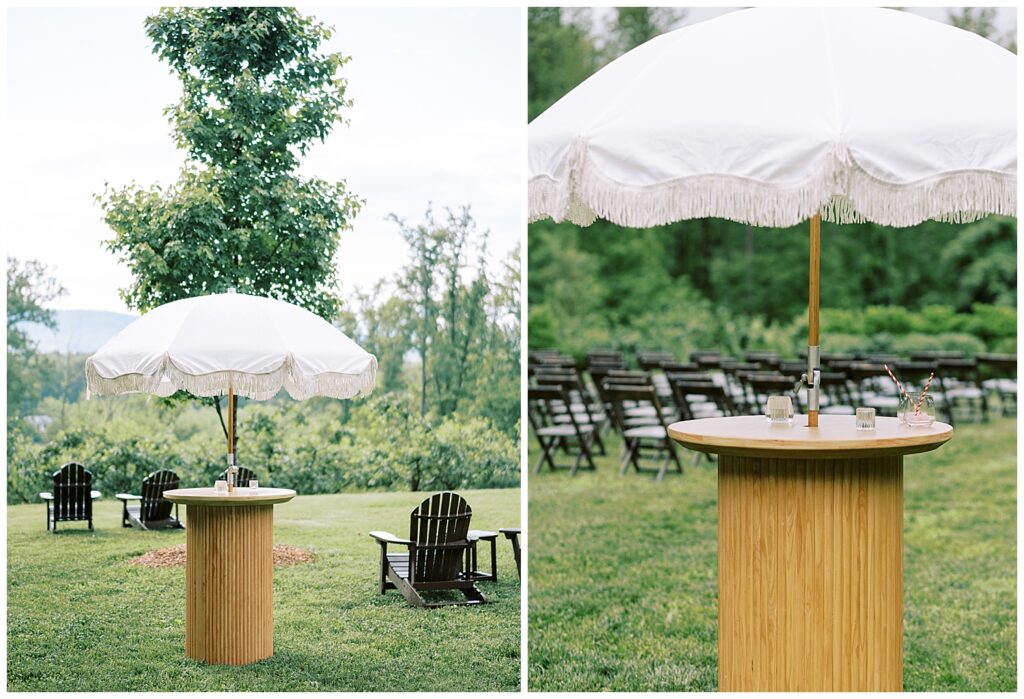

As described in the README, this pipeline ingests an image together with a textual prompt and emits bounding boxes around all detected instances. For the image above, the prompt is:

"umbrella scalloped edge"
[529,138,1016,229]
[85,354,377,402]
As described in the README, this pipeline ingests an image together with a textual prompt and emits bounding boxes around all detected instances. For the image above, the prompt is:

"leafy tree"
[39,350,89,428]
[392,206,498,422]
[528,8,599,120]
[608,7,686,56]
[429,208,491,419]
[7,258,65,416]
[338,285,411,396]
[392,209,446,419]
[102,7,361,318]
[948,7,1016,53]
[469,248,522,436]
[528,6,686,122]
[98,8,362,452]
[938,216,1016,310]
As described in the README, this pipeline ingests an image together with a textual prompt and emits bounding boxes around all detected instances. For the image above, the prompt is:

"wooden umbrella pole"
[807,214,821,428]
[227,384,235,493]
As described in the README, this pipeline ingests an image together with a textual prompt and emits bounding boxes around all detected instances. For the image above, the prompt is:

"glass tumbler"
[765,395,794,424]
[855,407,876,430]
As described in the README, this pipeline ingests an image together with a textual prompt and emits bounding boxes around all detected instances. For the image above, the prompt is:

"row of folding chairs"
[528,375,683,481]
[530,364,752,480]
[528,352,1015,483]
[532,347,1016,426]
[705,349,1014,423]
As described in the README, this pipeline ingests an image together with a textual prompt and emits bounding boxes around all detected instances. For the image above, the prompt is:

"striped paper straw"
[884,364,907,398]
[914,372,935,415]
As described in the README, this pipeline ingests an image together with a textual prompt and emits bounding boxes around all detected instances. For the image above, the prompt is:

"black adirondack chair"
[40,462,101,533]
[370,492,485,608]
[218,466,258,487]
[116,469,184,530]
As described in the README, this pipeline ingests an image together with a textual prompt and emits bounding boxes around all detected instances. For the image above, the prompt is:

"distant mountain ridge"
[20,309,137,354]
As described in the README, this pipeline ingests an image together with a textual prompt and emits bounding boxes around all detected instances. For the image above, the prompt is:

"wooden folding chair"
[533,372,608,454]
[977,352,1016,416]
[604,383,683,480]
[743,372,803,415]
[936,357,989,423]
[528,385,598,475]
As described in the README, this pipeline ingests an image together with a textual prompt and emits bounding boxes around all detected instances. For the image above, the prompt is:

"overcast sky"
[6,6,522,313]
[589,5,1016,36]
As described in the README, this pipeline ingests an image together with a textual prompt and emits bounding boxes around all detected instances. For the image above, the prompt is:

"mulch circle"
[129,543,316,568]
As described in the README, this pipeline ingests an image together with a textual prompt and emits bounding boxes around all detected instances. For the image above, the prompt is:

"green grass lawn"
[7,487,521,691]
[528,418,1016,691]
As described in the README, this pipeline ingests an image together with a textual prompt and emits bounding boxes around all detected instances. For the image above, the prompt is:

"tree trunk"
[420,340,428,419]
[420,275,430,419]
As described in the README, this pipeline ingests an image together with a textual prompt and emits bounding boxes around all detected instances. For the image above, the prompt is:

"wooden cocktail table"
[163,487,296,665]
[668,415,951,691]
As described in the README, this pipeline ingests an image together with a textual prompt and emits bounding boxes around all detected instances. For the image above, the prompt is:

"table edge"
[163,488,297,506]
[668,417,952,459]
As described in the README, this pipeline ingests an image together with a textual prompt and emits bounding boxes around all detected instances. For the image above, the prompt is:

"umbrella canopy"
[86,292,377,401]
[529,7,1016,228]
[529,6,1015,427]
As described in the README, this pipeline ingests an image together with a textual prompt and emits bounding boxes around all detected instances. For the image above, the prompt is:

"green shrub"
[991,337,1017,354]
[421,417,521,492]
[527,305,559,350]
[819,333,874,354]
[891,333,987,357]
[862,306,916,335]
[821,304,1013,349]
[7,394,520,504]
[960,304,1017,344]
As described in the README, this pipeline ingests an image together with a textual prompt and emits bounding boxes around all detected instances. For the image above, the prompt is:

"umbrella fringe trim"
[530,137,1016,228]
[86,355,378,402]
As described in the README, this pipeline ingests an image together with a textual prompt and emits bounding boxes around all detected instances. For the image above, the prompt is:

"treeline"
[527,8,1017,362]
[7,209,521,503]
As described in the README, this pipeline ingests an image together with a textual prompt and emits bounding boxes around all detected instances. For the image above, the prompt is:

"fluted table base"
[185,504,274,665]
[718,454,903,691]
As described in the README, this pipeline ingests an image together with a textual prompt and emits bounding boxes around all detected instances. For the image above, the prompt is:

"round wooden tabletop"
[668,414,952,458]
[163,487,297,506]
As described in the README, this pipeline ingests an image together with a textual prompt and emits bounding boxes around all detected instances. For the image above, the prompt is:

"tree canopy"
[100,7,361,320]
[7,258,65,416]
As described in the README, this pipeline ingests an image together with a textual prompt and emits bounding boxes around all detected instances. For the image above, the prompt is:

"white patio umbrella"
[529,6,1016,426]
[86,291,377,487]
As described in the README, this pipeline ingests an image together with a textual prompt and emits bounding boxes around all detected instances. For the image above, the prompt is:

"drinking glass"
[765,395,794,424]
[901,392,936,427]
[855,407,876,430]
